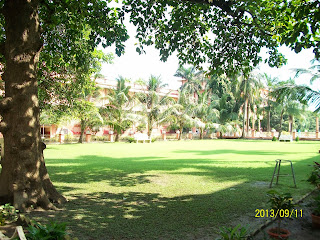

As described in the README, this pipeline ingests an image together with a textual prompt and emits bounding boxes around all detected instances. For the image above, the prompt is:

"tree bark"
[78,119,85,143]
[115,132,119,142]
[278,109,284,140]
[147,117,152,137]
[0,0,65,210]
[178,125,183,140]
[246,101,250,136]
[199,128,204,139]
[241,99,247,138]
[267,106,271,132]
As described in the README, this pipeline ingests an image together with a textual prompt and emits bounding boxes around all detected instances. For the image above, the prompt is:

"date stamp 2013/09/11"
[255,209,303,218]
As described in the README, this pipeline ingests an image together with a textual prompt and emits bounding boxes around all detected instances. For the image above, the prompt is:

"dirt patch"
[251,181,270,188]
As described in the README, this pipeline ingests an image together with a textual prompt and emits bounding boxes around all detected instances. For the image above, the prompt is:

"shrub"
[92,136,108,142]
[122,136,135,143]
[0,203,19,226]
[26,222,69,240]
[267,190,296,234]
[216,224,250,240]
[295,136,299,142]
[313,194,320,216]
[151,137,157,143]
[64,134,76,143]
[272,136,277,141]
[307,161,320,187]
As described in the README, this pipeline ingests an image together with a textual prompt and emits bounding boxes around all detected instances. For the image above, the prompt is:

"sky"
[101,23,317,91]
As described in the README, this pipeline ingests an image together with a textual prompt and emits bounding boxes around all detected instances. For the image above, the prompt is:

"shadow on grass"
[173,149,302,155]
[35,145,318,239]
[46,152,316,189]
[30,184,266,240]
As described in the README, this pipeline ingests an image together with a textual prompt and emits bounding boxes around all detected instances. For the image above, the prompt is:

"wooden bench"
[134,133,151,143]
[279,135,293,142]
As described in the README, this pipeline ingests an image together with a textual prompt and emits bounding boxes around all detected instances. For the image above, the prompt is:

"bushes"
[0,204,77,239]
[272,136,277,141]
[121,136,135,143]
[295,136,299,142]
[307,161,320,187]
[92,136,109,142]
[0,203,18,226]
[25,222,73,240]
[216,224,250,240]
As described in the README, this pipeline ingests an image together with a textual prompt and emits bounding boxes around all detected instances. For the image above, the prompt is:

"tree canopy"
[0,0,319,210]
[123,0,319,75]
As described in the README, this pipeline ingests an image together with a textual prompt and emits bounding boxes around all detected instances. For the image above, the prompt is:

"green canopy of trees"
[0,0,319,210]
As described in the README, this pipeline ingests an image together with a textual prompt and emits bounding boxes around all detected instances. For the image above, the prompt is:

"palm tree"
[174,65,204,95]
[275,60,320,112]
[192,89,219,139]
[295,60,320,83]
[100,76,136,141]
[272,79,308,139]
[168,89,195,140]
[235,73,263,138]
[136,75,174,137]
[213,93,241,137]
[261,73,279,132]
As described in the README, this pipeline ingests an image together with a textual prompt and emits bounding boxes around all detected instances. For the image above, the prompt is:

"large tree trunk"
[0,0,65,210]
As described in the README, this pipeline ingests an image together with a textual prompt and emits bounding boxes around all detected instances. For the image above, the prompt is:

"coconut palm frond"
[274,84,318,107]
[294,60,320,83]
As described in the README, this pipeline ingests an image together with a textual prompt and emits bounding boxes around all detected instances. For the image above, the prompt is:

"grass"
[29,139,317,239]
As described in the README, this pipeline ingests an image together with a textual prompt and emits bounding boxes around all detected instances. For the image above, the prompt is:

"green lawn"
[31,140,317,239]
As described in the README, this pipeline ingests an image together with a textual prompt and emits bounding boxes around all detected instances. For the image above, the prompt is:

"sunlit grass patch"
[29,139,318,239]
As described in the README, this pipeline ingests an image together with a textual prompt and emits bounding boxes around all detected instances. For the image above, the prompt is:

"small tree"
[267,190,296,235]
[72,100,103,143]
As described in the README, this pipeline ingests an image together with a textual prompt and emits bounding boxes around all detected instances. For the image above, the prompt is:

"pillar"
[86,131,91,143]
[251,129,255,138]
[162,131,166,141]
[109,131,114,142]
[188,131,193,140]
[252,118,255,131]
[176,130,180,140]
[59,133,64,143]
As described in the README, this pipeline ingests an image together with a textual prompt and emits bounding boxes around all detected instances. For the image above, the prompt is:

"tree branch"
[181,0,233,12]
